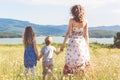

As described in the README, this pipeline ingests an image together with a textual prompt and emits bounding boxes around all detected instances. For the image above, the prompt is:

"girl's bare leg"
[30,67,35,80]
[25,68,29,80]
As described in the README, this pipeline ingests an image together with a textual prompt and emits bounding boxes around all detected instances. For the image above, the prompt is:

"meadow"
[0,43,120,80]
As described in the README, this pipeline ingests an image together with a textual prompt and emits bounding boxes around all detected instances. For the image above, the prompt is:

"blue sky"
[0,0,120,27]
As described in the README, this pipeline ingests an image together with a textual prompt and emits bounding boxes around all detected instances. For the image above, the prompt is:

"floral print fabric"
[64,27,90,74]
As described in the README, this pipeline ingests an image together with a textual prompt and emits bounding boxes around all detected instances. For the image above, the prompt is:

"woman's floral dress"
[64,27,90,74]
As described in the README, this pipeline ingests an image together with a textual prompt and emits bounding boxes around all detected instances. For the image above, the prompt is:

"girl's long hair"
[71,4,84,22]
[23,26,35,46]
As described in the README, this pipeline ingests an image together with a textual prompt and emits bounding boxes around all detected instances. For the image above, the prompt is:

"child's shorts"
[42,62,53,75]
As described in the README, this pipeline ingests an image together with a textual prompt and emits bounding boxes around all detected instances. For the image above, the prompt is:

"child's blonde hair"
[45,36,52,46]
[23,26,35,46]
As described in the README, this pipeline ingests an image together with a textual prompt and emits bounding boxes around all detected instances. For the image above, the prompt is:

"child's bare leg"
[25,68,29,79]
[48,69,56,80]
[30,67,35,79]
[42,74,46,80]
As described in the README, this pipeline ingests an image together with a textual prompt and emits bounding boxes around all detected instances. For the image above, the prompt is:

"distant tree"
[114,32,120,48]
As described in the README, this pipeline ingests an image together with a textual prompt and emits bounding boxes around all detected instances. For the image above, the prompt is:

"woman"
[60,4,90,75]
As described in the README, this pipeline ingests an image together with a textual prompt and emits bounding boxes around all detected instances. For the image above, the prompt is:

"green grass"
[0,43,120,80]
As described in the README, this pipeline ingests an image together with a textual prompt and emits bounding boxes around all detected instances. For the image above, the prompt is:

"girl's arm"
[60,19,72,51]
[84,22,89,46]
[33,40,39,60]
[38,53,43,61]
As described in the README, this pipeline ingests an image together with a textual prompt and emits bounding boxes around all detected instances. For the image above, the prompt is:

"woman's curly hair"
[71,4,84,22]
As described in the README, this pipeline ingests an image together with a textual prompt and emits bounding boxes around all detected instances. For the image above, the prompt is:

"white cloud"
[85,0,119,8]
[1,0,119,8]
[1,0,120,26]
[18,0,86,6]
[17,0,120,9]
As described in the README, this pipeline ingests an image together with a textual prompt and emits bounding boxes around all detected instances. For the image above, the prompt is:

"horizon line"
[0,17,120,27]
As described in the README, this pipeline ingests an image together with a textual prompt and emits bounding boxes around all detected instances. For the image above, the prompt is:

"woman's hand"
[60,44,64,51]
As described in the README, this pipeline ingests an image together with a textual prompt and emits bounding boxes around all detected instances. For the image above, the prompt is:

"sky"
[0,0,120,27]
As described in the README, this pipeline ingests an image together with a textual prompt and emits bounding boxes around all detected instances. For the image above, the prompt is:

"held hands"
[37,57,40,61]
[37,55,40,61]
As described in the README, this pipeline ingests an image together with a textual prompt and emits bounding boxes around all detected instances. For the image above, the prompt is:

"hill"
[89,30,116,38]
[0,32,21,38]
[0,18,119,38]
[89,25,120,31]
[0,18,67,36]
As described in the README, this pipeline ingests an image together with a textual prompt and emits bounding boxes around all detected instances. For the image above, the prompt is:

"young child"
[23,26,38,79]
[38,36,61,80]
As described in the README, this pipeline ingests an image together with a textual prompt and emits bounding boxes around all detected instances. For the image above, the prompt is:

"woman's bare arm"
[60,19,73,51]
[84,22,89,46]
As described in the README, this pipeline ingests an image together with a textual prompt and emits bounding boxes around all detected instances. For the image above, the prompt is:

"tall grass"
[0,43,120,80]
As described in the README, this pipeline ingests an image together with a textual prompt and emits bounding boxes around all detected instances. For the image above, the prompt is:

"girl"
[23,26,38,78]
